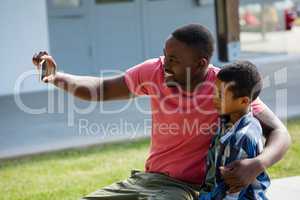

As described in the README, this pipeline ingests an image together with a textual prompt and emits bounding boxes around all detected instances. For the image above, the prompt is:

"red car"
[285,8,297,30]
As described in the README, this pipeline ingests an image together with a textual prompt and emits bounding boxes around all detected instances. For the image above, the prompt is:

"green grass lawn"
[0,118,299,200]
[268,118,300,178]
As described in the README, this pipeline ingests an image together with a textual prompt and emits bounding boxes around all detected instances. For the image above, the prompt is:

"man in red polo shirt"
[33,24,290,200]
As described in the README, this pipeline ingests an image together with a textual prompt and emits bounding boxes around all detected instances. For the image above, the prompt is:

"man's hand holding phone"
[32,51,57,83]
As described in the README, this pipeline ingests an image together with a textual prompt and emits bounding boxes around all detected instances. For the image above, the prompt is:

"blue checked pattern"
[199,112,270,200]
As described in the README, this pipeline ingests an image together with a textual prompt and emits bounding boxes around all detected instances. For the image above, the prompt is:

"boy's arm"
[201,145,217,192]
[199,137,221,199]
[221,107,291,193]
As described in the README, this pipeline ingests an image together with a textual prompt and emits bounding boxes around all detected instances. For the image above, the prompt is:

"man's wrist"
[254,157,267,173]
[52,72,66,86]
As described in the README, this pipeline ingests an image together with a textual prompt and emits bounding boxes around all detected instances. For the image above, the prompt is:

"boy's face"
[213,79,250,115]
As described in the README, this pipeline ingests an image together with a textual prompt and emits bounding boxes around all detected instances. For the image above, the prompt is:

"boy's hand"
[32,51,57,83]
[220,158,265,194]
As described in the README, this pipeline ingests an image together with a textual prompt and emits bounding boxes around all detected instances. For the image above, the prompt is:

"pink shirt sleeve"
[124,58,159,96]
[251,97,267,115]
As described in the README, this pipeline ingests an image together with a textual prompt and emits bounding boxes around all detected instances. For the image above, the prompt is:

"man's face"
[163,36,206,89]
[213,79,249,115]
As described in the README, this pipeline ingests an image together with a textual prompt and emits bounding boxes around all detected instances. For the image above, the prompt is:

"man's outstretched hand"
[220,158,265,194]
[32,51,57,83]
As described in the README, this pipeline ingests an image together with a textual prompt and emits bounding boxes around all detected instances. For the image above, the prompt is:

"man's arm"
[255,106,291,169]
[220,106,291,193]
[51,72,132,101]
[32,52,133,101]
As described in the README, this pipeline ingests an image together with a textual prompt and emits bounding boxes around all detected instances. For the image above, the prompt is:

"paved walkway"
[241,27,300,54]
[267,176,300,199]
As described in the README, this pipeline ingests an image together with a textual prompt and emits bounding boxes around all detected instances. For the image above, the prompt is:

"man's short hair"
[172,24,214,60]
[217,60,263,101]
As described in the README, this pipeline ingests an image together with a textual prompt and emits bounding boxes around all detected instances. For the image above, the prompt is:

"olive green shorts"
[81,170,201,200]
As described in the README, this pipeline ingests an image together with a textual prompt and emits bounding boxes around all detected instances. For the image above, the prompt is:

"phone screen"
[40,60,47,81]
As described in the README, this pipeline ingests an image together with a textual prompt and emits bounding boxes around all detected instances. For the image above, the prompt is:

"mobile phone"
[40,60,47,81]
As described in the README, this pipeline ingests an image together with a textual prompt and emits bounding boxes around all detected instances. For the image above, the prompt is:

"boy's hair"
[217,60,262,101]
[172,24,214,60]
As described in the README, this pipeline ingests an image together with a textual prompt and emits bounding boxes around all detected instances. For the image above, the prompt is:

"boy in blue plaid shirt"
[199,61,270,200]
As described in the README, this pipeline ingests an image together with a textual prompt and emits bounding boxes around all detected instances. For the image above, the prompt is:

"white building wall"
[0,0,50,96]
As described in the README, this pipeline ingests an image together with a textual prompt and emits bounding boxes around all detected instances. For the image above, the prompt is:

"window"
[95,0,133,4]
[51,0,81,8]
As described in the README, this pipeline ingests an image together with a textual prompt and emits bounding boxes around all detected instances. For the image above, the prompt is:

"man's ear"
[198,57,208,68]
[193,57,209,75]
